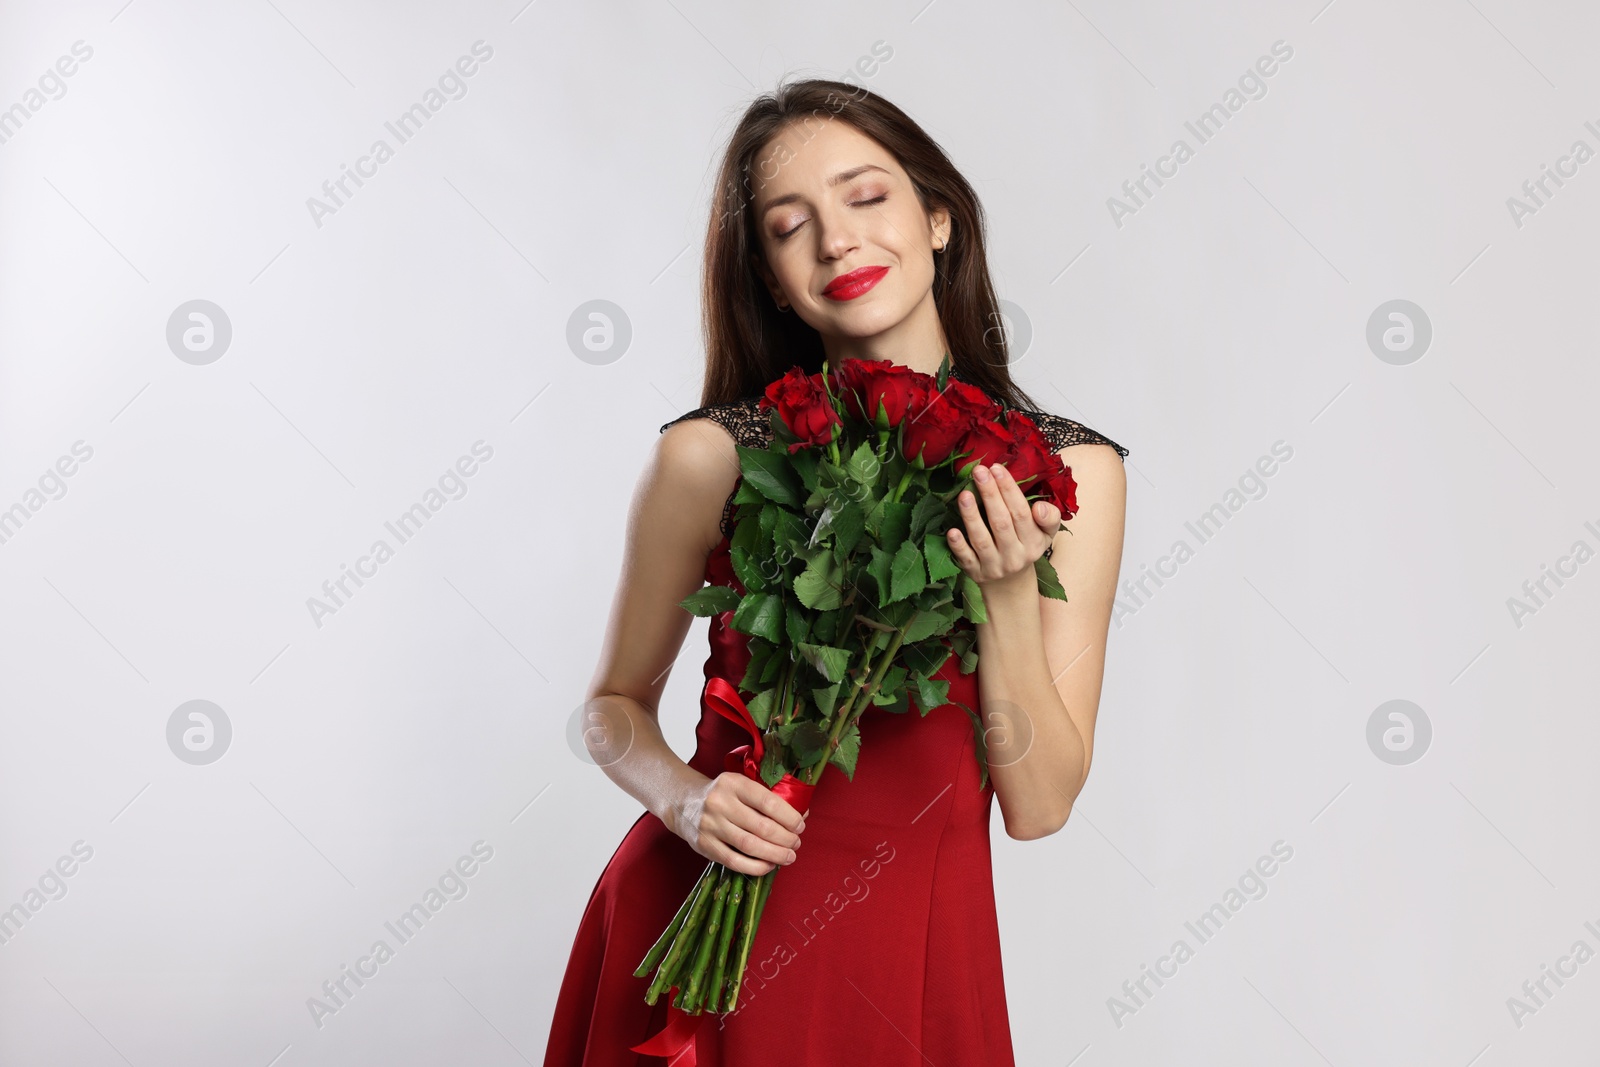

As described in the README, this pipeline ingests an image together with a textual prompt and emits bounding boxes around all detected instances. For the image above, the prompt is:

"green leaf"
[1034,555,1068,601]
[865,546,894,605]
[729,547,766,592]
[759,743,788,787]
[733,479,767,506]
[902,603,956,645]
[738,444,803,508]
[913,675,949,715]
[793,553,844,611]
[923,533,963,583]
[780,720,829,767]
[785,600,809,646]
[901,640,951,678]
[797,643,851,684]
[909,489,948,541]
[731,593,785,643]
[889,541,927,603]
[791,448,821,493]
[740,638,773,691]
[828,719,862,780]
[870,665,907,704]
[812,681,843,718]
[828,501,866,560]
[960,575,988,625]
[679,585,741,616]
[812,607,842,644]
[772,509,809,554]
[845,441,880,485]
[746,689,777,729]
[877,501,912,547]
[874,687,910,715]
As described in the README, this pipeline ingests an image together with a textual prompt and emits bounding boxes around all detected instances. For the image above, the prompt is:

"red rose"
[759,367,841,453]
[1040,467,1079,518]
[901,398,969,468]
[956,417,1015,474]
[941,379,1002,423]
[999,412,1061,490]
[834,359,929,428]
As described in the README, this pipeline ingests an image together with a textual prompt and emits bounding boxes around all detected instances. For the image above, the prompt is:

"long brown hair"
[699,77,1037,411]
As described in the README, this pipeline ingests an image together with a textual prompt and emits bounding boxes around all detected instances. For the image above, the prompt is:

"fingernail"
[992,463,1008,478]
[974,466,989,483]
[786,850,797,863]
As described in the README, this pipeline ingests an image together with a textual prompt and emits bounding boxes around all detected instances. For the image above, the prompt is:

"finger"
[714,815,797,867]
[957,483,997,559]
[727,801,803,851]
[973,465,1016,543]
[703,837,777,876]
[1032,499,1061,534]
[743,781,807,834]
[946,527,981,578]
[990,463,1035,534]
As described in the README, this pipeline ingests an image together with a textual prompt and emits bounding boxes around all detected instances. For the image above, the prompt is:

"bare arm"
[946,445,1128,840]
[581,419,806,874]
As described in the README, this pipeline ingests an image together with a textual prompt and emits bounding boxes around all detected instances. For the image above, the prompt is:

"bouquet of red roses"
[633,354,1079,1018]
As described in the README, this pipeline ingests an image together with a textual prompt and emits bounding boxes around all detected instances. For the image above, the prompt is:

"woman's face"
[749,118,948,341]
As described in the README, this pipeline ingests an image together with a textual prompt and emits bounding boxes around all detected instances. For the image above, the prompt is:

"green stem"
[706,872,746,1012]
[646,862,719,1002]
[682,867,733,1010]
[802,629,907,787]
[725,867,767,1011]
[889,469,913,503]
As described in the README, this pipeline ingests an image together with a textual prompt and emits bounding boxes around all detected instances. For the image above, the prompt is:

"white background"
[1,1,1597,1064]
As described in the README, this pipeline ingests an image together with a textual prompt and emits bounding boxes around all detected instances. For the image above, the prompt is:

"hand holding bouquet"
[632,354,1079,1021]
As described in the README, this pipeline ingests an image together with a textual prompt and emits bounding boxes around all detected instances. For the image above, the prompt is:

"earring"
[936,236,948,253]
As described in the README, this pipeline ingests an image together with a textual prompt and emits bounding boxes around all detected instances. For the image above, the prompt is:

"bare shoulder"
[642,399,767,550]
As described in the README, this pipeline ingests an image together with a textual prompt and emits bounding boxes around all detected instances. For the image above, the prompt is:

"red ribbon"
[629,678,816,1063]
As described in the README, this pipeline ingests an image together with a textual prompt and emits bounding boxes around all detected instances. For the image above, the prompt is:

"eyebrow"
[758,164,891,216]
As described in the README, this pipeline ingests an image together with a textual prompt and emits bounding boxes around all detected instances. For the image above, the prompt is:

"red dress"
[542,396,1127,1065]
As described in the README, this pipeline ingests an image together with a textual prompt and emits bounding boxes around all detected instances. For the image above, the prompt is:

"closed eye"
[774,194,889,241]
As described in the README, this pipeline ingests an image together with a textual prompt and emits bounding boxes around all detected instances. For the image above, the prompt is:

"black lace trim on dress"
[660,386,1128,540]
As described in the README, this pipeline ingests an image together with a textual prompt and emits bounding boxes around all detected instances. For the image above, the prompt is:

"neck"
[819,288,949,377]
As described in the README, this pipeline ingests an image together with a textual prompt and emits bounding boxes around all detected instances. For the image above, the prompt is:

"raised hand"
[946,462,1062,589]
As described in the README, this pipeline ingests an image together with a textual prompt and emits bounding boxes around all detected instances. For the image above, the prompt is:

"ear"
[929,205,952,251]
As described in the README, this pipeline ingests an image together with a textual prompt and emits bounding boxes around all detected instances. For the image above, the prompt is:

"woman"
[544,78,1127,1065]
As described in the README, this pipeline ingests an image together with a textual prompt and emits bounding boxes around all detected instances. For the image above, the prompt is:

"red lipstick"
[822,265,888,301]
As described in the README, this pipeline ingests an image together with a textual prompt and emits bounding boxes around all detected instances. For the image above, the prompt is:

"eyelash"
[775,194,888,241]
